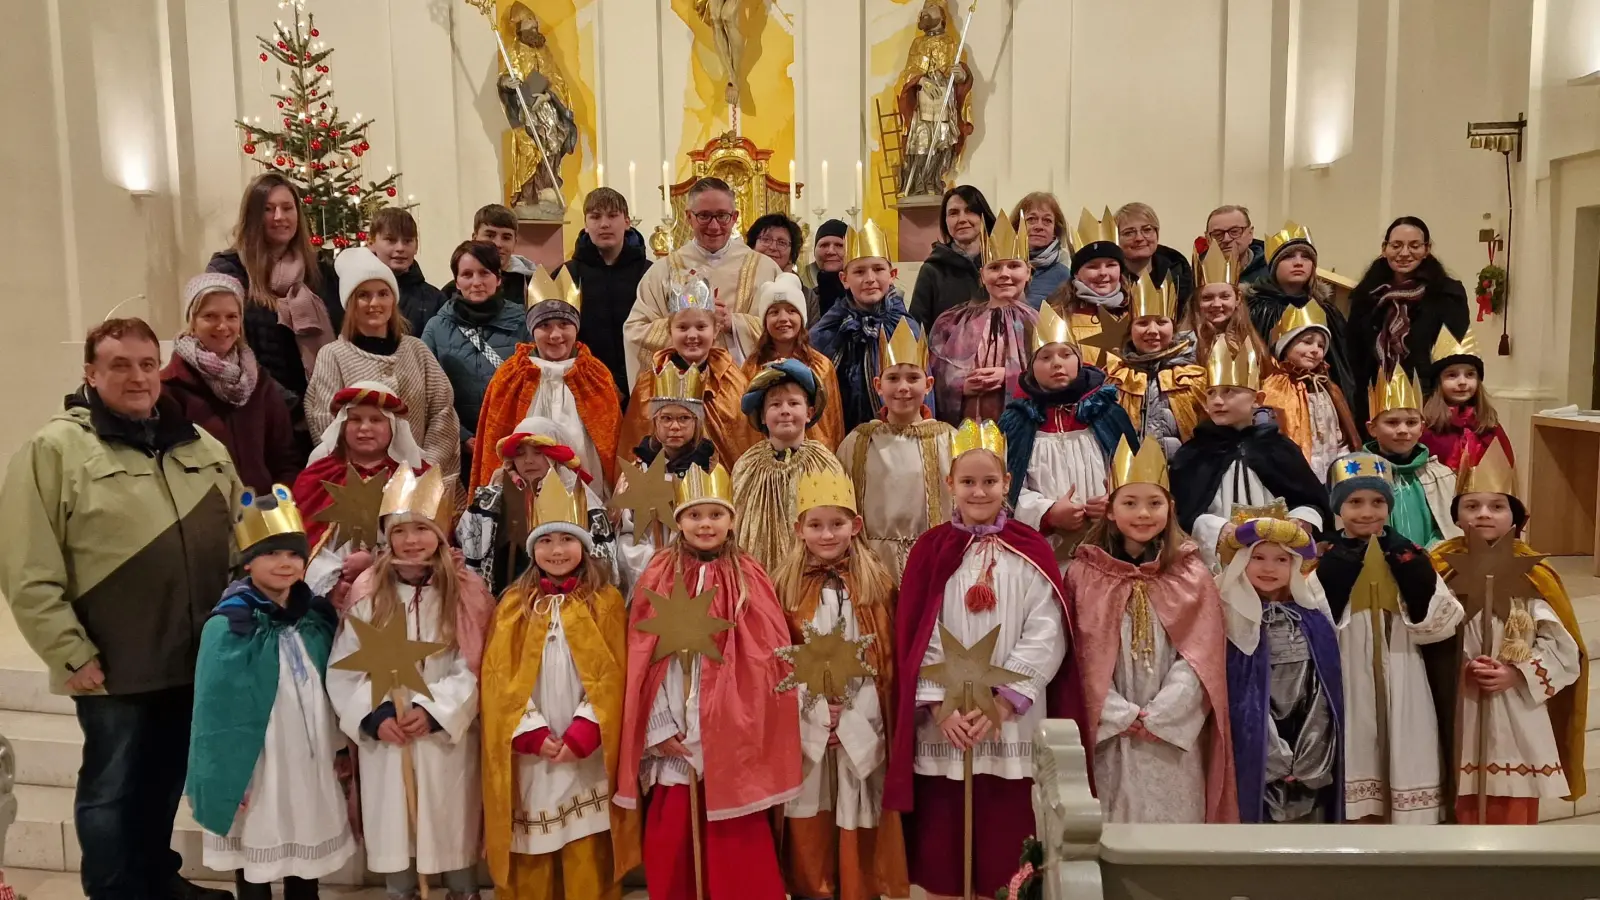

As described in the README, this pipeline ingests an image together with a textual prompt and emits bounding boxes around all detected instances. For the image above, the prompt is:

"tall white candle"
[661,160,671,219]
[596,162,605,188]
[821,160,829,211]
[855,159,864,209]
[629,161,638,209]
[788,160,797,216]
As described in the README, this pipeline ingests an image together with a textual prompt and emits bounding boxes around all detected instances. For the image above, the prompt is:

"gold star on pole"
[919,624,1027,724]
[1440,530,1546,623]
[312,463,386,549]
[329,613,448,709]
[776,621,877,711]
[1077,308,1133,357]
[1350,535,1402,618]
[636,570,734,664]
[610,454,678,533]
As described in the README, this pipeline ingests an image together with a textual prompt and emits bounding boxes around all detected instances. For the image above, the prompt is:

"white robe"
[785,584,886,829]
[1191,460,1324,570]
[527,354,611,502]
[834,423,953,581]
[203,630,356,882]
[914,540,1065,781]
[509,596,612,853]
[1338,571,1463,822]
[1457,596,1580,799]
[1306,391,1349,484]
[1093,600,1211,824]
[1013,428,1112,570]
[326,586,482,875]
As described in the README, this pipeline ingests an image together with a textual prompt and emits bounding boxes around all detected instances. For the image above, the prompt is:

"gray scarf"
[1029,239,1063,271]
[1071,278,1126,309]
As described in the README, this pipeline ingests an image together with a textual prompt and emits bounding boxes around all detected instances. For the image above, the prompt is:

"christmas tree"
[236,0,406,255]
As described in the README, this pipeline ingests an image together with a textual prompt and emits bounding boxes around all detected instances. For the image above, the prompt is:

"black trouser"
[73,685,193,900]
[234,871,318,900]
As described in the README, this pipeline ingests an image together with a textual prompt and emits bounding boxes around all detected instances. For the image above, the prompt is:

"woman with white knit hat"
[741,270,845,449]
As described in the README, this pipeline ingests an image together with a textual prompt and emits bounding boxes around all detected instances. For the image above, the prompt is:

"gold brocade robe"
[742,347,848,452]
[1104,359,1207,442]
[1048,299,1126,369]
[731,439,848,575]
[618,348,760,469]
[1260,370,1362,465]
[480,583,641,886]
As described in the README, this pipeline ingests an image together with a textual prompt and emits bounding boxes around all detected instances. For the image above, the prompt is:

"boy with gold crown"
[1102,272,1207,458]
[929,208,1040,424]
[471,266,623,499]
[772,470,908,900]
[811,218,918,431]
[614,463,801,899]
[1067,436,1236,824]
[1000,302,1138,567]
[327,467,495,900]
[1244,222,1357,400]
[1364,365,1462,548]
[834,318,954,581]
[480,470,639,898]
[1047,207,1131,370]
[188,486,355,899]
[1170,336,1330,569]
[885,420,1088,899]
[1429,444,1587,824]
[1260,300,1361,481]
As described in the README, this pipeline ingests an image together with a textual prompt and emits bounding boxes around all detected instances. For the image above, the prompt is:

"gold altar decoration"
[649,131,804,257]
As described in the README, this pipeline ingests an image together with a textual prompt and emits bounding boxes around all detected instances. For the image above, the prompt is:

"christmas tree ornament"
[260,52,269,61]
[386,187,396,197]
[243,143,256,154]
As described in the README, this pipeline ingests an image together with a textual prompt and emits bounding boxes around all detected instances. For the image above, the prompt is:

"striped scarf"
[1370,280,1428,371]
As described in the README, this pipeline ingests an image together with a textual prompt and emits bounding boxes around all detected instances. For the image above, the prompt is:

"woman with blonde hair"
[1011,192,1071,308]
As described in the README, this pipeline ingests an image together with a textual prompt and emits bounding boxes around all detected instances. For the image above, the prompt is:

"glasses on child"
[690,211,735,225]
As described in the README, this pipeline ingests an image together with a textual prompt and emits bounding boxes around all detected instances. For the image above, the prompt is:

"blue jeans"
[73,686,193,900]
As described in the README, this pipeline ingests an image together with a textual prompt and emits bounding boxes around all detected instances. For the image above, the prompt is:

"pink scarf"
[269,253,334,377]
[173,335,259,407]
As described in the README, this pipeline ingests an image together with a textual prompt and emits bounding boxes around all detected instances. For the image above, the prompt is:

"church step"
[0,664,73,716]
[0,709,82,788]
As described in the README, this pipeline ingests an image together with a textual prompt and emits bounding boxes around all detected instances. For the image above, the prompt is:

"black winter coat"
[909,241,982,330]
[1345,274,1470,425]
[205,249,342,408]
[558,229,652,403]
[396,262,446,337]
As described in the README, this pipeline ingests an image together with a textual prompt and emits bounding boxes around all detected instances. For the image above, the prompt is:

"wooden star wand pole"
[962,680,974,900]
[1367,582,1393,824]
[393,686,428,900]
[682,648,707,900]
[1476,574,1495,824]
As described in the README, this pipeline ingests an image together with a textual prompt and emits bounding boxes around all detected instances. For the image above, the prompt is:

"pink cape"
[1065,542,1238,823]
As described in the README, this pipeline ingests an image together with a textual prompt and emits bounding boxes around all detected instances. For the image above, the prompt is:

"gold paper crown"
[531,468,588,530]
[234,485,306,550]
[1206,334,1262,390]
[1263,221,1314,263]
[1367,366,1424,416]
[878,318,928,370]
[669,274,716,315]
[1430,327,1480,364]
[1110,435,1170,491]
[981,207,1028,266]
[1127,271,1178,320]
[1456,439,1518,498]
[380,466,454,530]
[1031,301,1074,354]
[526,267,581,312]
[1269,300,1329,348]
[1195,249,1238,287]
[795,469,858,517]
[1072,206,1118,252]
[675,463,734,509]
[951,418,1006,460]
[651,363,705,407]
[845,219,892,263]
[1330,452,1394,486]
[1229,499,1292,525]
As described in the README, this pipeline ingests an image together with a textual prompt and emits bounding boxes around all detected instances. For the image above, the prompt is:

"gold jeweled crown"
[1031,301,1074,354]
[669,273,716,315]
[1269,300,1329,348]
[1195,249,1238,287]
[1127,271,1178,320]
[651,363,705,407]
[675,463,734,509]
[1206,334,1261,391]
[380,466,454,530]
[878,318,928,370]
[1456,439,1518,498]
[845,219,892,264]
[234,484,306,550]
[1072,206,1118,252]
[1330,452,1394,486]
[1110,435,1170,491]
[1430,327,1480,364]
[1367,366,1424,416]
[795,469,858,517]
[526,267,581,312]
[951,418,1006,460]
[981,207,1028,266]
[531,469,588,530]
[1263,221,1314,262]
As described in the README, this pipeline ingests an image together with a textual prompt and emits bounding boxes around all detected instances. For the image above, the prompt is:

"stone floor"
[0,870,655,900]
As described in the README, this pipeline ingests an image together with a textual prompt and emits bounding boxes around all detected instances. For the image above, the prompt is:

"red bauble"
[386,187,397,197]
[310,235,324,246]
[360,141,370,151]
[277,40,287,49]
[310,28,319,37]
[334,236,349,249]
[348,184,361,195]
[259,53,269,62]
[311,140,322,150]
[330,130,339,138]
[275,156,287,165]
[320,103,328,111]
[284,117,293,127]
[243,142,256,154]
[309,89,317,97]
[356,231,368,241]
[351,147,364,158]
[303,53,311,62]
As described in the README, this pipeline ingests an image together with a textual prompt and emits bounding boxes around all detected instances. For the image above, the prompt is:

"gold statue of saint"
[496,2,578,216]
[897,0,973,198]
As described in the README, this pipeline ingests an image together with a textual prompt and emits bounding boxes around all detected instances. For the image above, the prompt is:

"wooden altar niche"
[650,132,803,258]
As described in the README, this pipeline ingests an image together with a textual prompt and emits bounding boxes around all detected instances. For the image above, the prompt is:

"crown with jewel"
[1263,221,1314,262]
[796,470,857,518]
[526,266,582,312]
[1221,500,1315,562]
[675,463,734,511]
[981,207,1028,266]
[1456,439,1518,499]
[1128,271,1178,320]
[651,363,705,409]
[380,466,454,531]
[951,418,1006,460]
[1195,249,1238,287]
[1031,301,1075,354]
[1430,327,1481,366]
[531,468,588,531]
[1110,435,1170,492]
[1330,452,1393,487]
[234,484,306,551]
[1367,366,1424,416]
[1269,299,1330,349]
[1071,206,1118,252]
[878,318,928,370]
[845,219,892,264]
[1206,334,1261,390]
[669,273,716,315]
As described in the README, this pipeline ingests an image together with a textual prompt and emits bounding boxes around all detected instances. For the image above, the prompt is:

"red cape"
[883,519,1091,812]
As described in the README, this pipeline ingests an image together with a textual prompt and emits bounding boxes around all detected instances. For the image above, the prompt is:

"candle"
[629,161,638,209]
[661,160,671,219]
[821,160,829,211]
[596,162,605,188]
[788,160,797,216]
[855,160,864,209]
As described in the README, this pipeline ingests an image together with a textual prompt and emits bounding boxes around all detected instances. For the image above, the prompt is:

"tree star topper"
[636,570,734,664]
[329,613,447,709]
[312,463,387,549]
[918,623,1027,724]
[610,454,678,533]
[1440,530,1547,622]
[776,620,877,711]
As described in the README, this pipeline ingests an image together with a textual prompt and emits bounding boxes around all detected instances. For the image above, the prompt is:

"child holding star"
[772,470,908,900]
[614,463,800,900]
[1429,443,1587,824]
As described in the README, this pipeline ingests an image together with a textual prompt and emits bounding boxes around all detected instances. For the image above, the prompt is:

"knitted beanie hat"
[815,218,849,244]
[334,247,400,310]
[754,272,809,329]
[1328,451,1395,512]
[1070,240,1127,276]
[182,273,245,321]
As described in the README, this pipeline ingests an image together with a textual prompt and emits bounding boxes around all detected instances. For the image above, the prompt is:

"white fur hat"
[334,246,400,310]
[753,272,809,328]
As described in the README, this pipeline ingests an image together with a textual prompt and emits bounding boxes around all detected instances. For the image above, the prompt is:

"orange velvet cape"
[470,342,622,495]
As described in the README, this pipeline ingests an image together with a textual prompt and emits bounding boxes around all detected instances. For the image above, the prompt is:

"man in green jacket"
[0,318,240,900]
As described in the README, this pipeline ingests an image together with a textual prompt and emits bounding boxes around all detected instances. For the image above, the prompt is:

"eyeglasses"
[1385,240,1427,253]
[1208,226,1249,241]
[1119,225,1159,239]
[755,234,792,250]
[689,211,735,225]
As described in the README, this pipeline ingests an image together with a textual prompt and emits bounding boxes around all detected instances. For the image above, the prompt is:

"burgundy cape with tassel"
[883,518,1092,812]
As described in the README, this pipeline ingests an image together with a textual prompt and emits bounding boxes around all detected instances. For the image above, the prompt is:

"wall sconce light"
[1568,70,1600,86]
[1305,162,1332,175]
[129,189,156,199]
[1466,114,1527,161]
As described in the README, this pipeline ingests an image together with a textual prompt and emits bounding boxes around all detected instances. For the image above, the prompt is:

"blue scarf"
[809,286,911,432]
